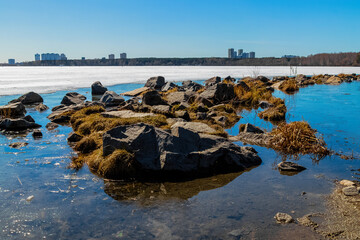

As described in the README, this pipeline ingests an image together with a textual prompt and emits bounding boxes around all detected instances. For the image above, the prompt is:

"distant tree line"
[4,52,360,67]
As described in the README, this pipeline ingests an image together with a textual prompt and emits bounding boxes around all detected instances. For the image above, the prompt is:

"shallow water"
[0,81,359,239]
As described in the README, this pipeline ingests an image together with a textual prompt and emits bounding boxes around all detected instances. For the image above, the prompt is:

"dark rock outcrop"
[101,123,261,179]
[142,90,167,106]
[0,102,26,118]
[67,132,83,143]
[204,76,221,87]
[61,92,86,106]
[144,76,166,90]
[200,83,235,104]
[161,82,177,92]
[9,92,43,105]
[32,129,43,138]
[182,80,203,91]
[91,81,108,95]
[100,91,125,107]
[0,117,41,131]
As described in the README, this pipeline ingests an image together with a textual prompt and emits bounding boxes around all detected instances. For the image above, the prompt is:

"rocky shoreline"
[1,73,358,181]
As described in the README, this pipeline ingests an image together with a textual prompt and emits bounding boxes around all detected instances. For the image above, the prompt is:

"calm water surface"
[0,82,359,239]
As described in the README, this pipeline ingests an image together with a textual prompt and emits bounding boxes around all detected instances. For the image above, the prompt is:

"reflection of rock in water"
[104,170,251,205]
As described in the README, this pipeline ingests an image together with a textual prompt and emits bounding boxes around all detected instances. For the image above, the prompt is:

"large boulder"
[142,90,167,106]
[0,116,41,131]
[166,92,192,105]
[0,102,26,118]
[91,81,108,95]
[35,103,49,112]
[204,76,221,87]
[61,92,86,106]
[325,76,342,85]
[199,83,235,104]
[9,92,43,105]
[100,91,125,107]
[144,76,166,90]
[101,123,261,178]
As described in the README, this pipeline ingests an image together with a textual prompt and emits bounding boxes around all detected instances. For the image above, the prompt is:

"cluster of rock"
[0,92,45,131]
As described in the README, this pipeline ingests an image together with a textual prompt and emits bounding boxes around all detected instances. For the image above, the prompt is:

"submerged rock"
[274,212,294,224]
[91,81,108,95]
[32,129,43,138]
[239,123,264,134]
[9,92,43,105]
[35,103,49,112]
[100,123,261,179]
[277,161,306,172]
[9,142,29,149]
[46,122,59,130]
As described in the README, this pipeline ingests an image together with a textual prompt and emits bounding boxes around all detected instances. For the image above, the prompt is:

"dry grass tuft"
[258,104,287,121]
[74,135,99,154]
[279,80,299,93]
[269,121,329,158]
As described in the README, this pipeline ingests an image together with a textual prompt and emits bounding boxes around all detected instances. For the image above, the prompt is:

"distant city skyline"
[1,0,360,63]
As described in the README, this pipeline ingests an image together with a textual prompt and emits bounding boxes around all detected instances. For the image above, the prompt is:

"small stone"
[26,195,34,202]
[274,212,294,224]
[339,180,355,187]
[46,122,59,130]
[32,129,43,139]
[342,186,359,196]
[278,162,306,172]
[9,142,28,149]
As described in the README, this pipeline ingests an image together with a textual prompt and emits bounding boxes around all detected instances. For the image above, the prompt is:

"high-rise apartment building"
[249,52,255,58]
[228,48,235,58]
[238,49,243,56]
[35,54,40,61]
[120,53,127,59]
[109,54,115,60]
[8,59,15,65]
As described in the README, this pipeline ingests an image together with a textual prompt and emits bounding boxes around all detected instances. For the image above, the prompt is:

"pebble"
[26,195,34,202]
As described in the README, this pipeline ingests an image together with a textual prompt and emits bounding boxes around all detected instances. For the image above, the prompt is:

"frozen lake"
[1,66,360,96]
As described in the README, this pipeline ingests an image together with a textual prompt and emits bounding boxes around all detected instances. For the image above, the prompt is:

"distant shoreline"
[2,52,360,67]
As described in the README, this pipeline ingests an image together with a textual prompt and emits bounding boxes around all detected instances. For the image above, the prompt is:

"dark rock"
[182,80,203,91]
[142,90,168,106]
[214,116,228,124]
[236,81,251,91]
[274,212,294,224]
[46,122,59,130]
[0,117,41,131]
[259,101,273,109]
[193,96,214,107]
[100,91,125,107]
[174,111,190,121]
[61,92,86,106]
[91,81,108,95]
[24,115,35,123]
[272,76,287,81]
[9,142,28,149]
[224,76,236,82]
[296,74,309,82]
[35,103,49,112]
[166,92,191,105]
[32,129,43,138]
[278,161,306,172]
[239,123,264,134]
[256,76,270,83]
[101,123,261,178]
[204,76,221,87]
[0,102,26,118]
[67,132,83,143]
[161,82,177,92]
[144,76,166,90]
[9,92,43,105]
[196,104,208,113]
[199,83,235,104]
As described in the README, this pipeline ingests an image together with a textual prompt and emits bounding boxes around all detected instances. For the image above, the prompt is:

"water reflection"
[103,170,255,205]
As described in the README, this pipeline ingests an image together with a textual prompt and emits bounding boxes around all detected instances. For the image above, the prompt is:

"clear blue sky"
[1,0,359,62]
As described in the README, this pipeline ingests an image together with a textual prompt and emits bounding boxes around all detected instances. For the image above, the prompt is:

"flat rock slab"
[171,122,216,134]
[101,110,155,119]
[278,161,306,172]
[342,186,359,196]
[121,87,149,97]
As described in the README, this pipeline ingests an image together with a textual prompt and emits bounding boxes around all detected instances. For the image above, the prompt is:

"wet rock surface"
[274,212,294,224]
[278,161,307,172]
[61,92,86,106]
[9,142,29,149]
[91,81,108,95]
[9,91,43,105]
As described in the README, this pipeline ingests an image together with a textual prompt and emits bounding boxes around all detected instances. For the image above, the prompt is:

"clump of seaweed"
[269,121,330,159]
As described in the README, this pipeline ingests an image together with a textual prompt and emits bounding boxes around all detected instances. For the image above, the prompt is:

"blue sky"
[0,0,359,62]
